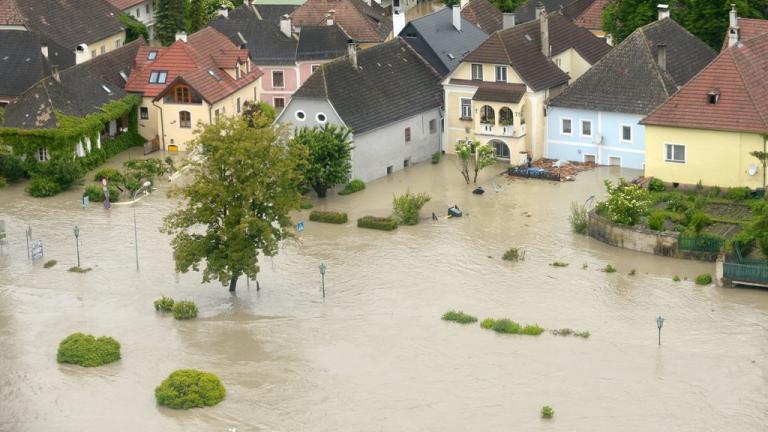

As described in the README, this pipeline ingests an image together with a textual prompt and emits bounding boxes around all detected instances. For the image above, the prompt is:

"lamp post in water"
[132,181,152,271]
[319,262,327,298]
[656,315,665,345]
[73,225,80,268]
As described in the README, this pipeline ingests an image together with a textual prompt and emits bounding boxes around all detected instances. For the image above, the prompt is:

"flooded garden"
[1,153,767,431]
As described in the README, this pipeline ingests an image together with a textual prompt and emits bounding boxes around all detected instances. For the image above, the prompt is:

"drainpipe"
[152,99,165,150]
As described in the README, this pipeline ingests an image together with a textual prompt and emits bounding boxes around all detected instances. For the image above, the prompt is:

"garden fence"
[678,236,723,253]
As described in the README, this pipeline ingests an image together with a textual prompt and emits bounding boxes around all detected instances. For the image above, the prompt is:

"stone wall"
[587,210,680,257]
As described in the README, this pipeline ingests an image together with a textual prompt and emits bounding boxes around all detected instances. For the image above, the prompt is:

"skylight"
[149,70,168,84]
[101,85,112,94]
[524,34,532,42]
[447,53,455,60]
[147,50,157,60]
[208,70,221,81]
[119,71,128,82]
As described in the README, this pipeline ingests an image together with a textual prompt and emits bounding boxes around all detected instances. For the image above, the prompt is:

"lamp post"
[656,315,665,346]
[73,225,80,268]
[319,262,327,298]
[132,181,152,272]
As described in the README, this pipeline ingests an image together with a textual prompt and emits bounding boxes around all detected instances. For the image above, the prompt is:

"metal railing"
[678,236,723,253]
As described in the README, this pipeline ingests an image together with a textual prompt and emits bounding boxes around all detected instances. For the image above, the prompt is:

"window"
[136,7,140,18]
[471,63,483,80]
[274,97,285,110]
[405,127,411,142]
[295,110,306,121]
[404,158,410,167]
[621,125,632,142]
[561,118,572,135]
[146,3,150,13]
[272,70,284,88]
[311,64,320,73]
[140,107,149,120]
[91,50,96,58]
[665,144,685,163]
[147,50,157,60]
[38,147,48,161]
[214,109,220,118]
[115,39,122,48]
[100,46,106,55]
[580,120,592,137]
[236,97,241,113]
[149,70,167,84]
[460,98,472,119]
[179,111,191,128]
[174,85,191,103]
[708,89,720,104]
[429,119,437,134]
[316,112,327,123]
[495,65,507,82]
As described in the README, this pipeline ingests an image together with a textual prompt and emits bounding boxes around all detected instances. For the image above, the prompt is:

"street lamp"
[132,181,152,272]
[319,262,327,298]
[656,315,665,346]
[73,225,80,268]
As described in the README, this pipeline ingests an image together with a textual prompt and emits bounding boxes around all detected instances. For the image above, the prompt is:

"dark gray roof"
[3,40,142,129]
[296,25,349,61]
[293,38,443,134]
[255,4,298,25]
[211,4,298,65]
[400,8,489,76]
[11,0,125,50]
[549,18,717,115]
[0,30,75,99]
[513,0,570,24]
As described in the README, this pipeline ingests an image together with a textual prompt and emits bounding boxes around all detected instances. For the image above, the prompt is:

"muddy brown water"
[1,153,767,431]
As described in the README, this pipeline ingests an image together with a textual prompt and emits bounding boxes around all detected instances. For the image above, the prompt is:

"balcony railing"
[476,123,526,138]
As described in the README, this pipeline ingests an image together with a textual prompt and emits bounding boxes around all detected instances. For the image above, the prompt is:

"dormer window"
[707,89,720,104]
[147,50,158,60]
[149,70,167,84]
[236,64,241,79]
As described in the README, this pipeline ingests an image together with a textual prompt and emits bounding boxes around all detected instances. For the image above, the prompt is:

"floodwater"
[1,154,767,432]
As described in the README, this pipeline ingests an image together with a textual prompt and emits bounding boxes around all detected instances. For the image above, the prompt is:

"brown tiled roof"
[0,0,24,25]
[721,18,768,51]
[290,0,391,43]
[450,79,527,103]
[463,13,610,91]
[642,33,768,135]
[461,0,502,34]
[107,0,143,10]
[567,0,610,31]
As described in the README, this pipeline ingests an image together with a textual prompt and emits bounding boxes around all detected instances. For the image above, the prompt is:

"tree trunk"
[229,276,238,293]
[314,183,328,198]
[473,168,479,184]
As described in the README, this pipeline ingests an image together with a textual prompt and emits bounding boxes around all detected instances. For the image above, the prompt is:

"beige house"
[442,9,610,162]
[125,28,263,151]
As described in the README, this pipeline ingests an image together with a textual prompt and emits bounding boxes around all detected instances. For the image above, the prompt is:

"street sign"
[297,221,304,233]
[31,240,43,261]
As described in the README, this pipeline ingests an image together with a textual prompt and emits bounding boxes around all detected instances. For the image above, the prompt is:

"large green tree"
[155,0,186,46]
[291,124,353,198]
[161,114,307,293]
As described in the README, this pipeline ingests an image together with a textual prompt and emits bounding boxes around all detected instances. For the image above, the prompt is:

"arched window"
[179,111,191,128]
[490,140,510,159]
[499,107,514,126]
[480,105,495,124]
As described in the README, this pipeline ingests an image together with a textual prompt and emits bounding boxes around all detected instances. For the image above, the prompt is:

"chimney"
[175,31,187,42]
[392,7,406,37]
[75,43,89,64]
[51,65,60,82]
[452,5,461,32]
[40,42,49,59]
[540,10,549,58]
[657,4,670,20]
[347,39,357,68]
[460,0,468,9]
[728,4,740,48]
[502,13,516,29]
[362,0,371,5]
[535,2,545,19]
[280,14,292,38]
[606,34,613,46]
[326,9,335,26]
[218,5,228,18]
[656,43,667,71]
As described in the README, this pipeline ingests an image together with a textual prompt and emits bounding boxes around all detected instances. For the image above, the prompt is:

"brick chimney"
[280,14,292,38]
[218,5,228,18]
[502,13,516,29]
[657,4,670,20]
[393,7,405,36]
[540,8,549,58]
[175,31,187,42]
[326,9,335,26]
[453,5,461,31]
[728,4,740,48]
[656,43,667,71]
[75,43,89,64]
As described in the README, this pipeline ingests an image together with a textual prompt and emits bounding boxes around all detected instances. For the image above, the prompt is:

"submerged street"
[1,156,766,431]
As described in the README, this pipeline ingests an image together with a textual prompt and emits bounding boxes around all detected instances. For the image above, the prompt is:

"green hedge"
[155,369,226,409]
[338,179,365,196]
[84,183,120,203]
[93,167,125,183]
[357,216,398,231]
[57,332,121,367]
[309,210,348,224]
[26,176,62,197]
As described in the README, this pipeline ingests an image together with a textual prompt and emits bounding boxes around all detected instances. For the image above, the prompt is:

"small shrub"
[726,187,751,200]
[84,183,120,203]
[550,328,573,336]
[155,369,225,409]
[541,406,554,419]
[648,210,666,231]
[0,176,6,188]
[0,152,26,182]
[673,275,681,282]
[604,264,617,273]
[431,151,442,164]
[492,318,521,334]
[338,179,365,196]
[648,178,665,192]
[596,179,651,226]
[172,300,198,320]
[154,296,175,312]
[708,186,721,198]
[688,212,711,235]
[392,190,431,225]
[309,210,348,224]
[521,324,545,335]
[441,310,478,324]
[582,263,588,269]
[480,318,496,329]
[574,330,591,338]
[357,216,398,231]
[502,248,523,261]
[57,332,121,367]
[26,176,61,197]
[93,167,124,183]
[299,199,314,210]
[695,274,712,285]
[695,180,704,191]
[43,259,57,268]
[550,261,568,267]
[628,269,636,276]
[68,266,92,273]
[569,202,588,234]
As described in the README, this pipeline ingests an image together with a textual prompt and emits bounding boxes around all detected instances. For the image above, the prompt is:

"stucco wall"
[137,96,160,142]
[588,210,679,257]
[258,65,299,108]
[645,125,766,188]
[276,97,344,130]
[87,32,127,59]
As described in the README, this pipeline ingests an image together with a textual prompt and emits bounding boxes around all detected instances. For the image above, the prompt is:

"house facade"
[108,0,156,41]
[443,10,610,162]
[276,38,444,183]
[546,14,716,169]
[125,28,263,152]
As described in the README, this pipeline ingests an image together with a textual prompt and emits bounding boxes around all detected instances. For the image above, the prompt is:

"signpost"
[297,221,304,233]
[31,239,43,261]
[25,226,32,259]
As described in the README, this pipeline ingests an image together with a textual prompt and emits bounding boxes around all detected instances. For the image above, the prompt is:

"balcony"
[477,123,526,138]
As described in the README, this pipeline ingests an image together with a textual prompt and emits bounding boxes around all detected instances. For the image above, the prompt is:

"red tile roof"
[643,33,768,135]
[290,0,392,43]
[571,0,610,31]
[721,17,768,51]
[0,0,24,25]
[125,27,261,104]
[461,0,502,34]
[107,0,144,10]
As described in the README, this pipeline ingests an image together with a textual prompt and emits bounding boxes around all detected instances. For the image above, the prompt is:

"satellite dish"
[748,164,758,176]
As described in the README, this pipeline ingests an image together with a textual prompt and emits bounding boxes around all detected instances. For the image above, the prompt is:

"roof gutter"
[152,98,165,150]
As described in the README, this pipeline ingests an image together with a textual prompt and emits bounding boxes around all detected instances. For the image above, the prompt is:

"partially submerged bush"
[569,202,588,234]
[0,152,26,182]
[431,152,442,164]
[154,296,175,312]
[155,369,225,409]
[550,261,568,267]
[442,310,478,324]
[695,274,713,285]
[93,167,124,183]
[172,300,198,320]
[357,216,398,231]
[26,176,61,197]
[673,275,681,282]
[43,259,57,268]
[502,248,523,261]
[485,318,544,336]
[338,179,365,196]
[84,183,120,203]
[603,264,617,273]
[521,324,545,335]
[596,178,651,226]
[541,406,554,419]
[57,333,121,367]
[0,176,6,188]
[551,328,590,338]
[480,318,496,329]
[628,269,636,276]
[68,266,92,273]
[299,199,314,209]
[309,210,348,224]
[392,190,431,225]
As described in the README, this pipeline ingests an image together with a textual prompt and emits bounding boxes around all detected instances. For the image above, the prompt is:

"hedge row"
[357,216,398,231]
[309,210,348,224]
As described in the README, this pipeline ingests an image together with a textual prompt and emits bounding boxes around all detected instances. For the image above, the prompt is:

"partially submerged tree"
[161,114,307,293]
[455,140,496,184]
[291,124,353,198]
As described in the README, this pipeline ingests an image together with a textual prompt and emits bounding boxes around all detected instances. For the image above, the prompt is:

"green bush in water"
[57,333,121,367]
[154,369,225,409]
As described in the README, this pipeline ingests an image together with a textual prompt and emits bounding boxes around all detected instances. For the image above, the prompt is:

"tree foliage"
[242,100,276,127]
[291,124,353,198]
[455,140,496,184]
[393,190,431,225]
[118,13,149,43]
[155,0,186,46]
[596,178,651,226]
[161,114,306,292]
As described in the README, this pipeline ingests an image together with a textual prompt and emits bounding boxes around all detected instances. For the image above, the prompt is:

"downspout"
[152,99,165,150]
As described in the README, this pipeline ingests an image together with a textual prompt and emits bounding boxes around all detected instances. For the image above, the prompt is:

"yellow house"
[443,10,610,162]
[642,33,768,188]
[126,28,262,152]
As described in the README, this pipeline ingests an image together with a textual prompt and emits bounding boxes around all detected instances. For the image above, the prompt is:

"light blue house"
[545,15,716,169]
